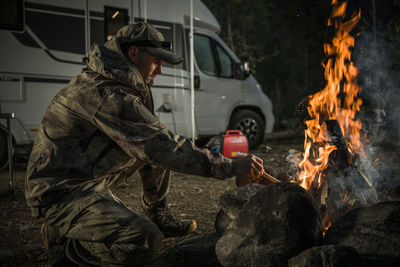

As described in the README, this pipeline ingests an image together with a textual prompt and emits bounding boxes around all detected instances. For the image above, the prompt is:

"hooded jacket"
[25,36,234,209]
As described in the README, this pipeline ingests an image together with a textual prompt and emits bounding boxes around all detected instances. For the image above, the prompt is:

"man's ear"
[127,46,138,63]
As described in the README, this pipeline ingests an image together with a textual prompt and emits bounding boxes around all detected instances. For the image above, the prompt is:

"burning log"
[323,119,378,222]
[325,119,352,168]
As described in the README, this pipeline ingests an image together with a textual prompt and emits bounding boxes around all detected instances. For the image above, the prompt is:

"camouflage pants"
[42,165,170,266]
[139,164,170,206]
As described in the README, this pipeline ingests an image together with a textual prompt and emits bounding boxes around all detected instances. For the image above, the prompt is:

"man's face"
[128,46,162,85]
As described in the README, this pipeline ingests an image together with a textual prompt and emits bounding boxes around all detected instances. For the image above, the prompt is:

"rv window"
[91,11,105,46]
[216,44,233,78]
[104,6,128,41]
[0,0,24,32]
[174,23,186,70]
[21,3,85,55]
[154,27,172,45]
[194,34,217,76]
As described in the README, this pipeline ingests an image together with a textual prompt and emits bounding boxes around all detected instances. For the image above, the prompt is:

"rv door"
[193,32,243,136]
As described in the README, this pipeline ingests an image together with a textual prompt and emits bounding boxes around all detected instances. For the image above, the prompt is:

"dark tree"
[202,0,399,131]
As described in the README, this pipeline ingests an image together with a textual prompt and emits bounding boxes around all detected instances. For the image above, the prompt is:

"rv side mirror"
[241,61,251,79]
[235,61,251,80]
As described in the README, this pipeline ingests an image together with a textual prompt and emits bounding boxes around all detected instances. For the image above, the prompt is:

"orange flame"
[298,1,363,190]
[323,219,332,238]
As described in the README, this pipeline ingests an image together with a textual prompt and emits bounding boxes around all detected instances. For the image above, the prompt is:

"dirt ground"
[2,132,399,266]
[0,135,304,266]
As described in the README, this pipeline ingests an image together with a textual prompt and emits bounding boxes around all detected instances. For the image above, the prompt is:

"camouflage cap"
[116,22,183,65]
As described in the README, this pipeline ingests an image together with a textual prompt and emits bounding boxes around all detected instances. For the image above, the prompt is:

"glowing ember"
[343,190,352,202]
[323,220,332,238]
[298,0,363,190]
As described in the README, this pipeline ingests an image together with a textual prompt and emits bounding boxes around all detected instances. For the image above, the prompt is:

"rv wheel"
[0,129,8,169]
[229,110,265,149]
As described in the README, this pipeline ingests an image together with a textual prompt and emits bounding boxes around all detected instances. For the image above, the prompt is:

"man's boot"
[143,199,197,237]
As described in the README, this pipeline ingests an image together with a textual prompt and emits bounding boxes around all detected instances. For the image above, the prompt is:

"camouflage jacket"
[25,36,234,209]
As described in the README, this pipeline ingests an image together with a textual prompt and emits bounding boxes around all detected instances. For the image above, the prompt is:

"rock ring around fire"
[215,182,322,267]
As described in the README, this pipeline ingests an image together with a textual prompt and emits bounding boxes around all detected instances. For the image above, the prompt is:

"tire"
[0,129,8,168]
[229,109,265,149]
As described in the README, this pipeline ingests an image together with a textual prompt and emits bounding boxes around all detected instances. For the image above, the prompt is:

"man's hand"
[233,155,264,187]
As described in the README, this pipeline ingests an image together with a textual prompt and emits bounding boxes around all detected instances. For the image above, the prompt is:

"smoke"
[353,27,400,200]
[355,28,400,138]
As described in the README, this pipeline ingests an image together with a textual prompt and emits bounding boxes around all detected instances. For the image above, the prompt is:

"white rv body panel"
[0,0,274,151]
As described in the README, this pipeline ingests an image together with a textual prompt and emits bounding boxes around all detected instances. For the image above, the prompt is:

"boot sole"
[164,220,197,237]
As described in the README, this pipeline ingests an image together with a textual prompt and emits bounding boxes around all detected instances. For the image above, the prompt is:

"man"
[25,22,264,266]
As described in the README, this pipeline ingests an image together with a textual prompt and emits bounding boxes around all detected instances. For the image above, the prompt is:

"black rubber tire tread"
[229,109,265,150]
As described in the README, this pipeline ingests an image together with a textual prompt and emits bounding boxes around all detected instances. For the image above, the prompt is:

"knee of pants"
[67,226,164,266]
[106,224,163,265]
[142,221,164,253]
[118,219,163,255]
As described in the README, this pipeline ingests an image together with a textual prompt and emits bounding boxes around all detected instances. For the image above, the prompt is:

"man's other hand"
[233,155,264,187]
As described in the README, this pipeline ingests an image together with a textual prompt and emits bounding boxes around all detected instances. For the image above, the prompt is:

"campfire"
[253,0,378,231]
[209,1,400,266]
[298,0,364,191]
[174,1,400,266]
[294,0,378,231]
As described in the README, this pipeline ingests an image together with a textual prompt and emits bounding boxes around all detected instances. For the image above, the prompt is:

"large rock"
[175,233,221,267]
[324,201,400,265]
[288,245,362,267]
[215,184,265,236]
[216,182,322,267]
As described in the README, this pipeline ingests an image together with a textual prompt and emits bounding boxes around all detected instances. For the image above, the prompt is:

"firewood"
[324,119,378,222]
[261,171,281,184]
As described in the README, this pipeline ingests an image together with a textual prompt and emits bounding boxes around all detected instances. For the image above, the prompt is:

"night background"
[1,0,400,266]
[203,0,400,138]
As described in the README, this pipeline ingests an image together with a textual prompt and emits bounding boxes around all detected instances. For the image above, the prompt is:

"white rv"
[0,0,274,166]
